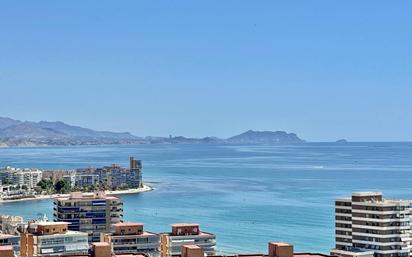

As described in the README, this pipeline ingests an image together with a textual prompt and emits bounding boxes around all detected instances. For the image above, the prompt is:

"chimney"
[181,245,205,257]
[91,242,112,257]
[0,245,14,257]
[20,233,34,257]
[268,242,294,257]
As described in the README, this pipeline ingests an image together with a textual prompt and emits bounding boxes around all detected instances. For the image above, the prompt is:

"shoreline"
[0,184,153,204]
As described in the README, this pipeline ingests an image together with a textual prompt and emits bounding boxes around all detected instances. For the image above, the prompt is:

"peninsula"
[0,157,151,202]
[0,116,305,147]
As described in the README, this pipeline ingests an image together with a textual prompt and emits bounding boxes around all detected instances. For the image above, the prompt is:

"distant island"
[335,139,348,143]
[0,117,305,147]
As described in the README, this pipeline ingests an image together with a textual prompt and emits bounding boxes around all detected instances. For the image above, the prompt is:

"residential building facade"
[331,192,412,257]
[20,221,89,257]
[102,222,160,257]
[0,167,42,190]
[0,233,20,256]
[160,224,216,257]
[63,173,99,189]
[53,192,123,242]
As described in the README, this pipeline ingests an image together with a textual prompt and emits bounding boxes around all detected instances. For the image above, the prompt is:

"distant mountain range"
[0,117,305,147]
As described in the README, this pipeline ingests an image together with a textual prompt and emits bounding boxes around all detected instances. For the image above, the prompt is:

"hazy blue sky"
[1,1,411,141]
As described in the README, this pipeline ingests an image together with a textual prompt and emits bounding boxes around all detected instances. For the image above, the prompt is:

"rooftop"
[352,192,382,197]
[165,231,215,237]
[54,191,120,201]
[0,233,19,239]
[182,245,202,249]
[92,242,110,246]
[114,222,144,227]
[0,245,13,250]
[109,231,158,237]
[37,221,70,226]
[172,223,200,227]
[211,254,333,257]
[115,255,147,257]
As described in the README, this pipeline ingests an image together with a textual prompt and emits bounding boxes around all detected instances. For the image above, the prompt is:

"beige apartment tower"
[53,192,123,242]
[331,192,412,257]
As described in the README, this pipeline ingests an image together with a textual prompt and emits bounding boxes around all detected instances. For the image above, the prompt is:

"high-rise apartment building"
[331,192,412,257]
[130,157,143,188]
[53,192,123,242]
[160,224,216,257]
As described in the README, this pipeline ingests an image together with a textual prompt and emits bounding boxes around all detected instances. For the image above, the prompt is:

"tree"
[54,180,70,193]
[37,179,54,194]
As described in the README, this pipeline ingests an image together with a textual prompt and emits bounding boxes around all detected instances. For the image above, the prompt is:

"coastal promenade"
[0,184,153,203]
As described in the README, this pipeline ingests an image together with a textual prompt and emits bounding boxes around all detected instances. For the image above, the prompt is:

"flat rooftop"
[0,245,14,250]
[114,222,144,227]
[92,242,110,247]
[211,253,333,257]
[110,231,158,237]
[54,192,119,201]
[0,233,19,239]
[183,245,202,249]
[115,255,147,257]
[172,223,200,227]
[37,221,70,226]
[164,231,215,237]
[352,192,382,197]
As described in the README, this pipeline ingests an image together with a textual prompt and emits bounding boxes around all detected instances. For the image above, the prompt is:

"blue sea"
[1,143,412,254]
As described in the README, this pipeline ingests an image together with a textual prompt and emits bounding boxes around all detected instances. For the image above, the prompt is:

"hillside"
[227,130,305,144]
[0,117,306,146]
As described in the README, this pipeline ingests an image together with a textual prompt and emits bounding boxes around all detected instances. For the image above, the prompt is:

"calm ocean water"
[1,143,412,253]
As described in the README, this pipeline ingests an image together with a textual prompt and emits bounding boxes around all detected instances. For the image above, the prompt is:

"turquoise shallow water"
[1,143,412,253]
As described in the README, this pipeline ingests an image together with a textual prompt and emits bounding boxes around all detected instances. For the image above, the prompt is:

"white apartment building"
[331,192,412,257]
[0,166,43,189]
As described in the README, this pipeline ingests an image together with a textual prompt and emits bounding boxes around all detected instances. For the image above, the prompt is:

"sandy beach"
[0,184,153,204]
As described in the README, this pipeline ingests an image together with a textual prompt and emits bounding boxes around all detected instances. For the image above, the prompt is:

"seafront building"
[331,192,412,257]
[20,221,89,257]
[63,173,99,189]
[160,224,216,257]
[53,192,123,242]
[50,157,144,190]
[93,157,143,190]
[102,222,161,257]
[0,166,42,190]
